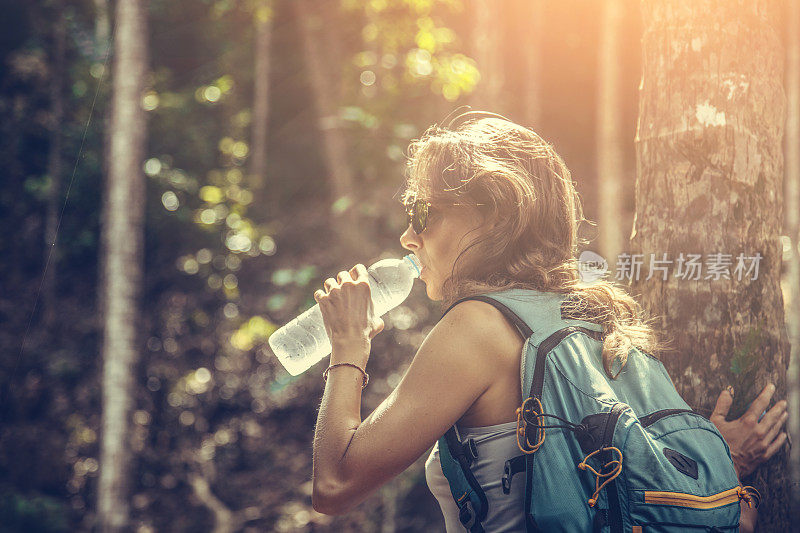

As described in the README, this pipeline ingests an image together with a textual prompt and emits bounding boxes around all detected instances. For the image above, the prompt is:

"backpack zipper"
[638,409,694,427]
[643,487,742,509]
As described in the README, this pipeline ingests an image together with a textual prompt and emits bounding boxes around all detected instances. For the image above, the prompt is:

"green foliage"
[728,320,768,419]
[0,0,482,530]
[0,491,70,533]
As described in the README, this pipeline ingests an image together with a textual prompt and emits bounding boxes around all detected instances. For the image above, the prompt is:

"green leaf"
[271,269,294,286]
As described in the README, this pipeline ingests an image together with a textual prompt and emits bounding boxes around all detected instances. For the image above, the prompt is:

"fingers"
[369,317,385,339]
[325,269,357,290]
[336,269,354,284]
[350,263,369,281]
[763,432,789,461]
[746,383,776,421]
[320,266,369,295]
[762,412,788,447]
[758,399,787,435]
[711,387,734,421]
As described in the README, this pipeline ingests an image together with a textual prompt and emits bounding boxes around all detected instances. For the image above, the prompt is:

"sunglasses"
[405,199,432,234]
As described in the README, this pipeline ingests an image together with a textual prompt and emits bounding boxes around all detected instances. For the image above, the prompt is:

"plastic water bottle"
[268,254,422,375]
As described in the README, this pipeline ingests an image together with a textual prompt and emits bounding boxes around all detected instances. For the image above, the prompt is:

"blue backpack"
[437,289,760,533]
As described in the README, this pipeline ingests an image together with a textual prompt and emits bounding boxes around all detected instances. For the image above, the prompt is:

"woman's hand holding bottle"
[314,264,385,368]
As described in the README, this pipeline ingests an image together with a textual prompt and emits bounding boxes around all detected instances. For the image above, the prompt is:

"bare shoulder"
[433,299,526,426]
[437,299,524,361]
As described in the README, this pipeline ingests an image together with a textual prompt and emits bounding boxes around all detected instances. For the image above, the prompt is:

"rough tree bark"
[632,1,790,527]
[96,0,148,531]
[596,0,625,265]
[43,0,66,328]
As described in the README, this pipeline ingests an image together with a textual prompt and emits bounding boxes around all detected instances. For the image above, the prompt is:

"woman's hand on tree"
[710,383,789,479]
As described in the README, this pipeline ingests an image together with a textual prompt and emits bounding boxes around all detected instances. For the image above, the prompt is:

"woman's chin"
[423,282,442,301]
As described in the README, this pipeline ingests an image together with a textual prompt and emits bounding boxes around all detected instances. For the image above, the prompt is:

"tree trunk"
[249,2,273,199]
[96,0,148,531]
[43,0,66,328]
[94,0,111,60]
[522,0,544,127]
[784,0,800,518]
[633,1,790,527]
[471,0,504,111]
[96,0,113,330]
[292,0,362,253]
[596,0,625,265]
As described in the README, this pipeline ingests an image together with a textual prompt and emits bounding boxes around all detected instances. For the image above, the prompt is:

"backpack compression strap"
[438,426,487,533]
[438,294,535,532]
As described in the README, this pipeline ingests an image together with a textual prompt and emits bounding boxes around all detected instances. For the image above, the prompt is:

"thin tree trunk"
[471,0,504,111]
[784,0,800,519]
[96,0,113,329]
[249,2,273,198]
[96,0,148,531]
[293,0,362,253]
[633,1,790,527]
[43,0,66,328]
[187,472,240,533]
[522,0,544,127]
[94,0,110,60]
[596,0,625,265]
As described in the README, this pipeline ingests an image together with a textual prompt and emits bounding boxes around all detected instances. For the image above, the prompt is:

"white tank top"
[425,420,526,532]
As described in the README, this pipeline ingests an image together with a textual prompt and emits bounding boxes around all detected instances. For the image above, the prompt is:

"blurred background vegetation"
[6,0,792,531]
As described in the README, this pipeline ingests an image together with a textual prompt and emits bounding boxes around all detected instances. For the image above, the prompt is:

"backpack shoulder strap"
[438,427,486,533]
[441,293,533,339]
[439,290,603,533]
[442,289,603,398]
[436,292,535,532]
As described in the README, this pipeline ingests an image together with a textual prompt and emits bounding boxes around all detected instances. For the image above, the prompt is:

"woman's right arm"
[710,383,788,479]
[710,383,788,533]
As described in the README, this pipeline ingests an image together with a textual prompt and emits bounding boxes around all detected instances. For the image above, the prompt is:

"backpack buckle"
[461,438,479,466]
[502,455,526,494]
[459,500,477,528]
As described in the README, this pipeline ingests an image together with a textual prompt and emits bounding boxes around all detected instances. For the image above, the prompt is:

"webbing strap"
[439,426,488,533]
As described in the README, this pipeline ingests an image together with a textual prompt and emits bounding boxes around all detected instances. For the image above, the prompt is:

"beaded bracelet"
[323,362,369,390]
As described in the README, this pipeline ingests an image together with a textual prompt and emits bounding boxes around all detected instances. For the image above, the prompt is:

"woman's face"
[400,202,486,301]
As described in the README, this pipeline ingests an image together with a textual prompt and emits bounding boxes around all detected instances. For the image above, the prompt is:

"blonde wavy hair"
[400,112,670,379]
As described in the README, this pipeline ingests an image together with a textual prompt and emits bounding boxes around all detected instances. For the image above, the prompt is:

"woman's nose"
[400,224,420,251]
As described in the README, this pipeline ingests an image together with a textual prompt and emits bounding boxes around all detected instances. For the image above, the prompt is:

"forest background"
[1,0,798,531]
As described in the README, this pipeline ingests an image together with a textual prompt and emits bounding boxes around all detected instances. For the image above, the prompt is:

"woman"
[311,113,788,531]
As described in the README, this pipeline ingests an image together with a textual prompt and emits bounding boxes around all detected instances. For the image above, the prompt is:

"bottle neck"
[404,254,421,277]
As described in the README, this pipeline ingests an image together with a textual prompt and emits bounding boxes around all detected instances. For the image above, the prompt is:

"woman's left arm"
[309,265,501,514]
[310,336,373,503]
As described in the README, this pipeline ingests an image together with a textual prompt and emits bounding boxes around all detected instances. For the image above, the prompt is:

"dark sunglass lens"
[405,200,428,234]
[413,200,427,233]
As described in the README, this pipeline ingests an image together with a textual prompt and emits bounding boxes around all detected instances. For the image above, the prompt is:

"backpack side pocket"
[619,411,744,531]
